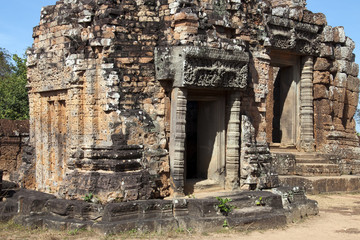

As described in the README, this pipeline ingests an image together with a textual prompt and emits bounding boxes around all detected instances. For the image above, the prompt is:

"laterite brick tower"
[23,0,360,201]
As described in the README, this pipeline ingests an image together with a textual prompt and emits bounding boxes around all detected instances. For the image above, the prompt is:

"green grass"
[0,220,200,240]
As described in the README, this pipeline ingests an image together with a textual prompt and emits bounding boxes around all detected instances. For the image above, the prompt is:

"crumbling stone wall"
[311,26,360,173]
[25,0,360,201]
[270,0,306,8]
[0,120,29,180]
[27,0,172,201]
[313,27,359,149]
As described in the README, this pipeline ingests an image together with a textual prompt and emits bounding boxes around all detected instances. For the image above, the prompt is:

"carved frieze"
[155,46,249,89]
[267,16,319,55]
[271,35,318,55]
[271,36,296,50]
[183,57,248,88]
[295,40,318,55]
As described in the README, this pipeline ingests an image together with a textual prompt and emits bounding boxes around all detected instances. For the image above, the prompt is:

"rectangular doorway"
[270,53,300,148]
[185,96,225,187]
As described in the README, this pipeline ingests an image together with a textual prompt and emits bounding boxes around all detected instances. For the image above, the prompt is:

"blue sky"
[0,0,57,55]
[305,0,360,132]
[307,0,360,63]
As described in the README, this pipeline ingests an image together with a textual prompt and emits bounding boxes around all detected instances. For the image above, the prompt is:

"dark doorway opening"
[185,100,219,180]
[272,67,292,143]
[185,101,198,179]
[272,66,298,146]
[184,94,225,194]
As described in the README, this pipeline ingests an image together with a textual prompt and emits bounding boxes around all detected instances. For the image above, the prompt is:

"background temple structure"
[18,0,360,202]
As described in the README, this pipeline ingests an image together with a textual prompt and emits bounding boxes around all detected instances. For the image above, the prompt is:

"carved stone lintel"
[183,58,248,88]
[268,16,319,55]
[155,46,249,89]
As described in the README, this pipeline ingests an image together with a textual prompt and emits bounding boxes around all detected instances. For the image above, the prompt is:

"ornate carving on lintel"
[183,57,248,88]
[270,36,318,55]
[155,46,249,89]
[267,16,320,55]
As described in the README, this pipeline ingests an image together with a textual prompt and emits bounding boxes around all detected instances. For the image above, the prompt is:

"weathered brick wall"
[270,0,306,8]
[0,120,29,179]
[25,0,360,201]
[313,27,359,151]
[312,26,360,173]
[27,0,173,201]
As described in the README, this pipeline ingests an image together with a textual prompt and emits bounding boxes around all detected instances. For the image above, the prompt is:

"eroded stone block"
[313,71,330,84]
[314,57,332,71]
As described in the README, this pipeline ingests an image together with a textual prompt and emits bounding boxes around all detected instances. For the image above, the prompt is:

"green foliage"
[223,219,229,228]
[216,197,236,215]
[175,227,185,233]
[0,48,29,120]
[83,193,94,202]
[187,194,196,199]
[125,228,137,235]
[68,228,79,235]
[255,196,265,206]
[0,48,12,79]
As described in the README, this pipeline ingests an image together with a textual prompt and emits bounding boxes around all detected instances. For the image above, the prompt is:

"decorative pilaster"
[169,88,187,195]
[300,56,315,152]
[240,115,257,189]
[226,91,241,190]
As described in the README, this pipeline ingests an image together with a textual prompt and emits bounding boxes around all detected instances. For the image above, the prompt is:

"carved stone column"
[300,56,315,151]
[169,87,187,195]
[226,91,241,190]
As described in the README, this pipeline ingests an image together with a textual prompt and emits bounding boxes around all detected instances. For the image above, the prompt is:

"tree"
[0,48,12,80]
[0,48,29,120]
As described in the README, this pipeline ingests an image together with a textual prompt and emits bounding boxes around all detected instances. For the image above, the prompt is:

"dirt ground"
[0,193,359,240]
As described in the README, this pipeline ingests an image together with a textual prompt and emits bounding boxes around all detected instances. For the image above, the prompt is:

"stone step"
[294,154,324,160]
[0,199,18,221]
[186,190,285,211]
[279,175,360,194]
[194,180,222,190]
[271,151,328,162]
[271,150,341,176]
[273,152,325,161]
[295,158,330,164]
[295,163,341,176]
[269,147,297,153]
[228,207,287,229]
[184,179,224,195]
[219,191,284,210]
[295,155,329,164]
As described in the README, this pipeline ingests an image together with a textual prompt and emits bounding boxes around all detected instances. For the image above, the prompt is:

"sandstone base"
[0,188,318,234]
[279,175,360,194]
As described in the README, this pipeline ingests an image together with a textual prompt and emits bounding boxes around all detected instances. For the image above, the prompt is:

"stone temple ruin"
[18,0,360,201]
[1,0,360,231]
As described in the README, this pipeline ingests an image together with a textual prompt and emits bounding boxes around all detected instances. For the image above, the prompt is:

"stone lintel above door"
[155,46,249,89]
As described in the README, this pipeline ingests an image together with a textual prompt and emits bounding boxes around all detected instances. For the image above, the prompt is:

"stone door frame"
[155,46,249,195]
[169,88,243,194]
[268,51,315,152]
[185,92,226,183]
